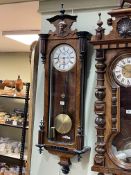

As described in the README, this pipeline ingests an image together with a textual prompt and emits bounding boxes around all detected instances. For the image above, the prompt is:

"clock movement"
[91,1,131,175]
[36,4,91,174]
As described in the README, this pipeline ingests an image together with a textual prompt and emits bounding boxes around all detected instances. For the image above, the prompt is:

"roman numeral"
[117,74,121,79]
[121,60,125,65]
[127,59,131,63]
[127,80,130,85]
[69,60,74,64]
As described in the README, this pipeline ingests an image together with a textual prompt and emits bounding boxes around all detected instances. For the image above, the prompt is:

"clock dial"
[51,44,76,72]
[48,63,76,142]
[113,57,131,87]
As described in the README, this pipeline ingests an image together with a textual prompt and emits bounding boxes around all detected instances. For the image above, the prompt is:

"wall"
[0,52,30,82]
[0,52,30,112]
[0,51,30,125]
[0,51,30,112]
[31,1,117,175]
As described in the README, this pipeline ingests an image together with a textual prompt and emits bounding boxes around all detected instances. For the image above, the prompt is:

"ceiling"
[0,1,41,52]
[0,0,38,5]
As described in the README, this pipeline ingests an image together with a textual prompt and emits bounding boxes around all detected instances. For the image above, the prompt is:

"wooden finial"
[97,13,103,27]
[60,3,65,15]
[61,3,64,9]
[96,13,105,40]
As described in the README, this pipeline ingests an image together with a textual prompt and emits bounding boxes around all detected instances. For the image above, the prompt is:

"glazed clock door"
[48,44,77,142]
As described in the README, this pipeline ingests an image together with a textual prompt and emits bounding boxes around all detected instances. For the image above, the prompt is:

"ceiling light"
[2,30,40,45]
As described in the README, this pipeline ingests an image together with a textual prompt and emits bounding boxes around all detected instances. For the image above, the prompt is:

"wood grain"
[91,6,131,175]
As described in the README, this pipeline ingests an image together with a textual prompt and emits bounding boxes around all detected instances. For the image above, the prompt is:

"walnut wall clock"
[36,4,91,174]
[91,1,131,175]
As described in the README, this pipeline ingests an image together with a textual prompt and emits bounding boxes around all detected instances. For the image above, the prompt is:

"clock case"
[91,4,131,175]
[36,6,91,174]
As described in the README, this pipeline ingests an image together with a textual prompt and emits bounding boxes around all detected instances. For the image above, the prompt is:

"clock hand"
[66,48,69,52]
[123,66,131,73]
[59,48,65,55]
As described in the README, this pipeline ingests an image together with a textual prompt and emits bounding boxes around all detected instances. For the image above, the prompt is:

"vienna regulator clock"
[36,4,91,174]
[91,1,131,175]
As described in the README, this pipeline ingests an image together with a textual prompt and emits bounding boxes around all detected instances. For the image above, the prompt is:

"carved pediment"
[47,4,77,37]
[91,1,131,47]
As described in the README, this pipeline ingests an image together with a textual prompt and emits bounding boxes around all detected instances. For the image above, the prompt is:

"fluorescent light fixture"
[2,30,40,45]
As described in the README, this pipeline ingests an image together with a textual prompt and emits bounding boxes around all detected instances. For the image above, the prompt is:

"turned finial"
[60,3,65,15]
[97,13,103,27]
[96,13,105,40]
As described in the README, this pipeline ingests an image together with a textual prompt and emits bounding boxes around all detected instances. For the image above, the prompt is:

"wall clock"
[36,4,91,174]
[91,1,131,175]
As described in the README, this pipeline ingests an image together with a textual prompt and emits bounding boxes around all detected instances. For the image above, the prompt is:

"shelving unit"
[0,155,24,166]
[0,82,30,175]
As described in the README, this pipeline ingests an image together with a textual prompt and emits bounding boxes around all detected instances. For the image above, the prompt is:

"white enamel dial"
[113,57,131,87]
[51,44,76,72]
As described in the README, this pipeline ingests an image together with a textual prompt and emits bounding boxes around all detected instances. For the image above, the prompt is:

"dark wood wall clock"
[91,1,131,175]
[36,4,91,174]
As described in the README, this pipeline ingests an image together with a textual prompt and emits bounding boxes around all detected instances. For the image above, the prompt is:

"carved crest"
[47,4,77,37]
[91,5,131,48]
[120,0,131,8]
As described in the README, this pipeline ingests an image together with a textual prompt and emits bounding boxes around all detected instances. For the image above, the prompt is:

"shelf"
[0,94,29,100]
[0,155,25,166]
[0,153,27,161]
[0,123,29,129]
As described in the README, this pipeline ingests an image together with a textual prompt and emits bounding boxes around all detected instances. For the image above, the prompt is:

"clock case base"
[45,146,90,174]
[91,4,131,175]
[36,143,90,174]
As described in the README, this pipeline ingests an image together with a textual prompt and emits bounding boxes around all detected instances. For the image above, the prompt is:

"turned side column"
[111,88,117,132]
[94,49,106,166]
